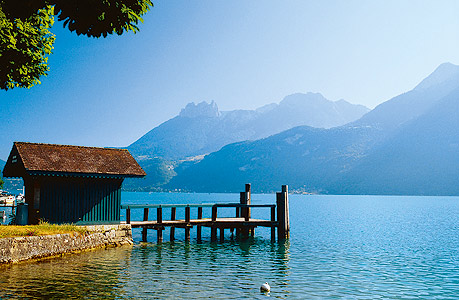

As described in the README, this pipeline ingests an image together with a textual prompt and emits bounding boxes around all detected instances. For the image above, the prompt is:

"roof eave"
[26,170,146,179]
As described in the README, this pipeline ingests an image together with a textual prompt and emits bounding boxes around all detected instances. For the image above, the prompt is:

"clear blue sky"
[1,0,459,159]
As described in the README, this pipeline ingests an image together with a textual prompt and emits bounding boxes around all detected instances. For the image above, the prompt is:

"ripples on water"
[0,240,291,299]
[1,194,459,299]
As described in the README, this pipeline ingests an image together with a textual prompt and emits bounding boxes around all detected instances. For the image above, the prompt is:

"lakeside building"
[2,142,146,225]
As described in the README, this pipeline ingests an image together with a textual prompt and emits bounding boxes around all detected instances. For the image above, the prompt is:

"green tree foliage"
[0,176,3,189]
[0,6,55,90]
[0,0,153,91]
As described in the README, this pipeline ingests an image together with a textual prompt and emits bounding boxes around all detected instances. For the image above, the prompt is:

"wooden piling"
[170,207,176,241]
[126,208,131,224]
[197,207,203,242]
[212,205,217,221]
[237,192,244,236]
[220,228,225,242]
[282,185,290,235]
[211,226,217,242]
[157,207,163,243]
[245,183,251,220]
[211,205,217,242]
[271,205,276,241]
[142,207,149,242]
[276,185,290,239]
[185,206,191,241]
[240,188,251,237]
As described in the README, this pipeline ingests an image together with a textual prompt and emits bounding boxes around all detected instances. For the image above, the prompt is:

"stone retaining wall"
[0,224,133,264]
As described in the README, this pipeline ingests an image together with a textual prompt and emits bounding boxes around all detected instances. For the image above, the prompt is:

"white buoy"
[260,282,271,292]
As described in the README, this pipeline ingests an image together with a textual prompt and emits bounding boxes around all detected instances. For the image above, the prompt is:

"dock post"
[157,207,163,243]
[126,207,131,224]
[235,200,240,237]
[276,185,290,240]
[240,184,251,237]
[185,206,191,241]
[170,207,176,241]
[211,227,217,242]
[247,184,255,236]
[142,208,149,242]
[245,183,251,220]
[197,207,203,243]
[220,228,225,242]
[212,205,217,221]
[271,205,276,242]
[211,205,218,242]
[236,192,245,237]
[282,185,290,235]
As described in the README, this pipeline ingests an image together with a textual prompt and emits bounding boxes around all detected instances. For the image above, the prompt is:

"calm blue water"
[1,193,459,299]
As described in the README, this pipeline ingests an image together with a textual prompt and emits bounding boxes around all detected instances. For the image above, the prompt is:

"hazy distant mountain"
[168,63,459,195]
[329,86,459,195]
[128,94,369,160]
[167,125,380,193]
[354,63,459,131]
[123,94,368,191]
[122,157,176,191]
[0,159,5,171]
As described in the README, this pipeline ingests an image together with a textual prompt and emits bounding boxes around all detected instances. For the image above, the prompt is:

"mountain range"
[128,93,369,160]
[124,93,368,190]
[167,63,459,195]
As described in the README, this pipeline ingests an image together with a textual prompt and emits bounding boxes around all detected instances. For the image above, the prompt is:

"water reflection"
[124,239,291,299]
[0,239,291,299]
[0,247,131,299]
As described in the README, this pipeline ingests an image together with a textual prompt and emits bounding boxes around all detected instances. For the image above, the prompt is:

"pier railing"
[120,184,290,242]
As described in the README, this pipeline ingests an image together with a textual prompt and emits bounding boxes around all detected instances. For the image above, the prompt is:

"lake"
[1,193,459,299]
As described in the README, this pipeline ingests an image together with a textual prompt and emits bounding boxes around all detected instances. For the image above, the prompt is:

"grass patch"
[0,221,88,238]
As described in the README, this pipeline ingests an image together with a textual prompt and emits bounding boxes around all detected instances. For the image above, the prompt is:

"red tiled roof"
[10,142,146,177]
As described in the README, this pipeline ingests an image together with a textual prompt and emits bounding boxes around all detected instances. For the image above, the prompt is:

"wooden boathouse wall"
[24,176,123,225]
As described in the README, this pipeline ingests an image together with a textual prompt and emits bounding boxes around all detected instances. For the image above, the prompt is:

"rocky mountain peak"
[179,101,221,118]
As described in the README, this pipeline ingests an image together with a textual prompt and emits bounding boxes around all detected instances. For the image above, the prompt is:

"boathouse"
[2,142,146,225]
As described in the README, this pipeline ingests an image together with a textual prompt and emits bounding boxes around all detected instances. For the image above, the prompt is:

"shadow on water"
[0,239,291,299]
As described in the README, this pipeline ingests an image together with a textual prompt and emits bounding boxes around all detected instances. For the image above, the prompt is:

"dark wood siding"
[39,177,122,224]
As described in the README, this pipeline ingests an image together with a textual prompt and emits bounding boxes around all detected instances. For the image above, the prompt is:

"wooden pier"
[121,184,290,242]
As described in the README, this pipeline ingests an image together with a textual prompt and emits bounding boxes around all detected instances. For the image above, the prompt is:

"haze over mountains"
[168,63,459,195]
[124,93,369,190]
[128,93,369,160]
[333,83,459,195]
